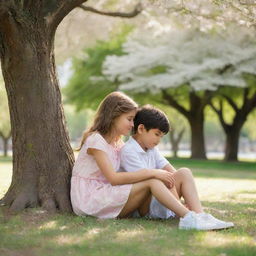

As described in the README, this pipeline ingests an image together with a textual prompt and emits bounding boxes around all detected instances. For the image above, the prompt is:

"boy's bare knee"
[147,178,164,187]
[177,167,192,176]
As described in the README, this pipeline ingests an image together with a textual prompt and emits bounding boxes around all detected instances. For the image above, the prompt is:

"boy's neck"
[132,134,148,152]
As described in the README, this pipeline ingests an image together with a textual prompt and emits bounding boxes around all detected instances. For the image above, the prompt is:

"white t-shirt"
[120,137,175,219]
[120,137,168,172]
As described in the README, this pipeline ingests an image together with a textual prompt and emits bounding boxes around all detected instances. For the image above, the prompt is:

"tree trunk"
[162,90,209,160]
[223,116,245,162]
[188,112,206,159]
[188,92,207,159]
[210,88,256,162]
[0,11,74,212]
[169,128,185,158]
[3,137,9,157]
[224,127,240,161]
[172,142,178,158]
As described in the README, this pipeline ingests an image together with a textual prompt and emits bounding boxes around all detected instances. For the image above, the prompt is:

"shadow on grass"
[0,199,256,256]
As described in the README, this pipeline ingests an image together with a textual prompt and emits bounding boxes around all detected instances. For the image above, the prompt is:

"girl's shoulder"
[86,132,108,145]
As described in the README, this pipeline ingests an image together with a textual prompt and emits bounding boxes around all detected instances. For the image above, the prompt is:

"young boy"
[120,105,177,219]
[120,105,234,229]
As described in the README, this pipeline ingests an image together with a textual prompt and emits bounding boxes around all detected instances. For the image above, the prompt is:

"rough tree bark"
[0,1,78,213]
[162,90,213,159]
[210,88,256,161]
[0,0,141,213]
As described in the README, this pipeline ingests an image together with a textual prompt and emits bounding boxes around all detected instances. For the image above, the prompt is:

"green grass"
[0,158,256,256]
[167,157,256,171]
[0,156,12,162]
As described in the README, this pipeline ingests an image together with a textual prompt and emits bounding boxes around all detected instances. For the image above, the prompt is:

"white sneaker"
[179,211,198,230]
[179,211,234,231]
[198,213,234,230]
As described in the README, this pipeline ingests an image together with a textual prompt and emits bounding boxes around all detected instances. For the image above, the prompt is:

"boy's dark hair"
[133,105,170,134]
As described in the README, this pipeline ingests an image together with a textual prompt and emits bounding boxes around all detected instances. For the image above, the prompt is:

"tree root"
[9,192,38,213]
[41,198,57,213]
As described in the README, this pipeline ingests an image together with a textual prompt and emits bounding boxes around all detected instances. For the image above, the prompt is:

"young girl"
[70,92,233,230]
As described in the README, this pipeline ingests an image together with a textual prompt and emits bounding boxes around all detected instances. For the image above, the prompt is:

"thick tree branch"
[244,91,256,114]
[79,3,142,18]
[209,99,229,133]
[190,91,211,114]
[47,0,88,35]
[221,94,239,113]
[161,90,189,118]
[201,90,214,109]
[218,64,233,75]
[170,127,185,144]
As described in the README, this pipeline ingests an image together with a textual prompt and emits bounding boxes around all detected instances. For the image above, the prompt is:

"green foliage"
[63,25,133,110]
[146,65,168,76]
[64,105,95,142]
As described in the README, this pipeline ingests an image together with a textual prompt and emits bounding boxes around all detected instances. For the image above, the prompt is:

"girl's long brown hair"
[78,91,137,150]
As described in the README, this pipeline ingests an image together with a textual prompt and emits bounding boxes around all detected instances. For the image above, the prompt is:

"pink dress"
[70,132,132,219]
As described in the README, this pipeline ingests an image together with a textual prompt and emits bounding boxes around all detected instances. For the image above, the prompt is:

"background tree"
[164,107,187,158]
[0,0,141,213]
[64,25,133,110]
[210,77,256,161]
[101,26,256,160]
[0,75,11,157]
[55,0,256,66]
[64,32,190,158]
[243,110,256,142]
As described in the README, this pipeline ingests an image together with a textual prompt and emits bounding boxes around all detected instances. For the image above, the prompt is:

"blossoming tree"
[102,26,256,160]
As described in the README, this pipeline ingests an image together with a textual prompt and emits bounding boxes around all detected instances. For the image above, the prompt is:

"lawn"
[0,158,256,256]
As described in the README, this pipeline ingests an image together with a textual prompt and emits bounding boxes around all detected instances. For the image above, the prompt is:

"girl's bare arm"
[88,148,174,186]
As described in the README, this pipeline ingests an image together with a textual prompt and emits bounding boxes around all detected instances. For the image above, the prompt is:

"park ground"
[0,157,256,256]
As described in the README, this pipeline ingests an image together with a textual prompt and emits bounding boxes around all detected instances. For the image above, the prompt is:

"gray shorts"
[132,196,176,219]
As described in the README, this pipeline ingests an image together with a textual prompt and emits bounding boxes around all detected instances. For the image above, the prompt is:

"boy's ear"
[137,124,145,134]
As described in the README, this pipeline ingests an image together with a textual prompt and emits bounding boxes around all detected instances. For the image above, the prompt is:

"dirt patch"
[20,208,56,227]
[0,206,58,228]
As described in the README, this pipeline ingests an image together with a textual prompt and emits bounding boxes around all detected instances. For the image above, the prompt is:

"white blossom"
[102,26,256,93]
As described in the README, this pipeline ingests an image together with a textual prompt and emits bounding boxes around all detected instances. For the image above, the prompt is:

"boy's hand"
[167,174,175,188]
[153,169,175,187]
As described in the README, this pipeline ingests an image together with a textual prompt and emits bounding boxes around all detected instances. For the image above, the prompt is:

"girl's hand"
[153,169,175,188]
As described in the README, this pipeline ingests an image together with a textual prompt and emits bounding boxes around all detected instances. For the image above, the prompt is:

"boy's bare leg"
[169,186,180,200]
[118,179,189,218]
[138,194,152,217]
[139,188,178,217]
[139,187,180,217]
[118,181,151,218]
[173,168,203,213]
